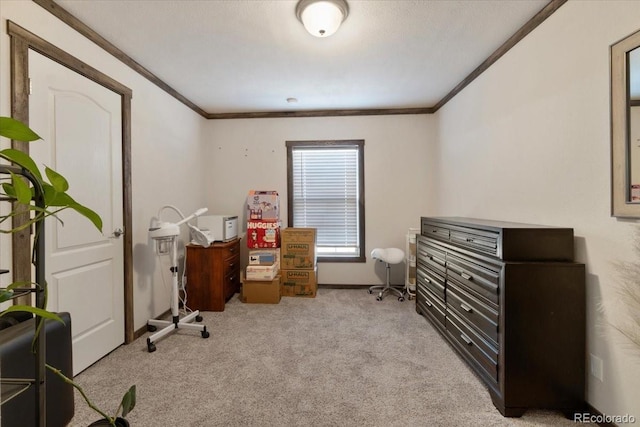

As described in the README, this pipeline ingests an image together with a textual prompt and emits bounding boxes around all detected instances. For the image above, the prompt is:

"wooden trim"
[121,93,134,344]
[207,107,434,120]
[8,20,135,344]
[33,0,566,119]
[9,35,32,305]
[631,100,640,107]
[431,0,568,112]
[32,0,208,118]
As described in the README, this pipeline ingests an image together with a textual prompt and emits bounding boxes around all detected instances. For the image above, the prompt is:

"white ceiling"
[54,0,552,115]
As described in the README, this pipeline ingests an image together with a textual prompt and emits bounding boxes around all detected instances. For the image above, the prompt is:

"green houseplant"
[0,116,135,426]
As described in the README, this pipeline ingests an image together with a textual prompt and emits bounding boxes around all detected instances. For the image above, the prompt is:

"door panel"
[29,50,124,375]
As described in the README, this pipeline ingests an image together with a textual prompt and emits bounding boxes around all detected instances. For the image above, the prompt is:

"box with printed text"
[280,228,317,269]
[246,220,281,249]
[280,268,317,298]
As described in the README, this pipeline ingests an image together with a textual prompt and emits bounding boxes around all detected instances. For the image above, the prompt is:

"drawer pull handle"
[460,303,473,313]
[425,300,433,307]
[461,333,473,346]
[460,272,473,281]
[229,263,235,269]
[429,256,445,266]
[466,238,474,243]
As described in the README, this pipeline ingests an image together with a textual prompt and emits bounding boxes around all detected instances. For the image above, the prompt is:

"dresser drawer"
[446,252,500,304]
[450,226,499,257]
[421,219,450,241]
[417,285,446,327]
[416,265,445,301]
[446,310,498,383]
[221,241,240,259]
[223,253,240,277]
[417,237,447,275]
[447,282,498,345]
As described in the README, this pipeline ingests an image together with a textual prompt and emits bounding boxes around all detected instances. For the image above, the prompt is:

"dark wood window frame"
[286,139,365,263]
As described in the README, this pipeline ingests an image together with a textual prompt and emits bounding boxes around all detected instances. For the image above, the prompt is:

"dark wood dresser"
[185,238,240,311]
[416,217,585,417]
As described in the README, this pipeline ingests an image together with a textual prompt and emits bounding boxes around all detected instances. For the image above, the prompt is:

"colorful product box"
[246,220,281,249]
[247,190,280,221]
[280,268,317,298]
[248,248,280,267]
[280,228,317,269]
[245,263,279,281]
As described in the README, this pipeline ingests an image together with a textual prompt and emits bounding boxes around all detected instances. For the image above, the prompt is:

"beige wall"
[2,0,639,419]
[203,115,435,285]
[435,0,640,418]
[0,1,208,330]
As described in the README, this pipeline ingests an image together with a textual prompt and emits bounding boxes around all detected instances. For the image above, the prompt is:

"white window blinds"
[291,145,361,257]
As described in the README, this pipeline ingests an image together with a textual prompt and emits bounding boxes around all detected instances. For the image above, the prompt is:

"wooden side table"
[185,238,240,311]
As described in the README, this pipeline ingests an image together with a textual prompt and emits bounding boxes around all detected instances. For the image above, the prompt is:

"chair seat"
[371,247,405,264]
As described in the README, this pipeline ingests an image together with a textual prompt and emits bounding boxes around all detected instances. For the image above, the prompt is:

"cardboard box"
[246,263,279,281]
[247,190,280,221]
[246,220,281,249]
[281,228,317,269]
[241,275,281,304]
[280,268,317,298]
[248,248,280,267]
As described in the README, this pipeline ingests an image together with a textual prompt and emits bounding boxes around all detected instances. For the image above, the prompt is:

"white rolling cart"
[405,228,419,299]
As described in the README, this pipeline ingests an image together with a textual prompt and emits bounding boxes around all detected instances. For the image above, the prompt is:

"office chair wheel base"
[376,294,383,301]
[368,289,373,294]
[195,315,203,322]
[398,296,405,302]
[201,329,210,339]
[147,339,156,353]
[147,324,157,332]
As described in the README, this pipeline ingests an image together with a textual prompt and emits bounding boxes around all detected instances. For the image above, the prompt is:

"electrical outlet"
[590,354,604,382]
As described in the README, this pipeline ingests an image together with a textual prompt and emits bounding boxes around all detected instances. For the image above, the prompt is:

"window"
[286,140,365,262]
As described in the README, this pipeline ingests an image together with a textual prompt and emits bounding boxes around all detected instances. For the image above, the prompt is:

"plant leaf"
[10,171,32,205]
[45,166,69,192]
[69,203,103,233]
[2,182,16,198]
[120,385,136,418]
[0,305,63,323]
[0,148,44,181]
[0,289,14,303]
[0,117,41,142]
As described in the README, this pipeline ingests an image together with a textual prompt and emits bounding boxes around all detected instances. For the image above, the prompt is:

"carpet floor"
[69,288,593,426]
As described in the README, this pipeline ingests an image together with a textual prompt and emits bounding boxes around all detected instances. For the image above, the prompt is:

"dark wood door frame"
[8,21,135,344]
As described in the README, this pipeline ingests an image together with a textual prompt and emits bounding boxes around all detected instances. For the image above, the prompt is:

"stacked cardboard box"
[242,191,281,304]
[280,228,317,298]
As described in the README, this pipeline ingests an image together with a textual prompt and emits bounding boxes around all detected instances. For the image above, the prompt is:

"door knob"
[111,227,124,238]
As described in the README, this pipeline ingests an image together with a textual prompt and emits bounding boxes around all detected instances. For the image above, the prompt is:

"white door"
[28,50,125,375]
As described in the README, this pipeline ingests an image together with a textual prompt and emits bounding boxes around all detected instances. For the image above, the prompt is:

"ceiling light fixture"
[295,0,349,38]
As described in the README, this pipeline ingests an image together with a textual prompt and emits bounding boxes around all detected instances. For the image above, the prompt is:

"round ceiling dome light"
[295,0,349,38]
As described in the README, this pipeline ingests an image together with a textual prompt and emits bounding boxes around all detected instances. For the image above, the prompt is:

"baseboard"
[318,284,371,289]
[133,308,171,340]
